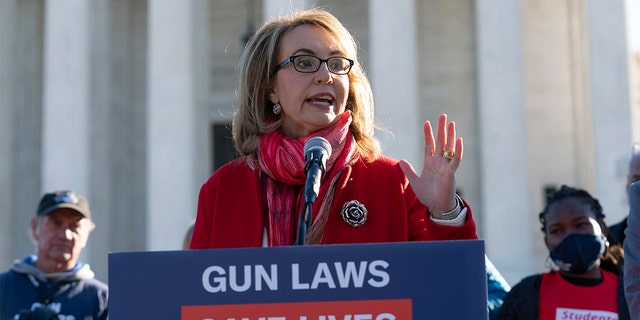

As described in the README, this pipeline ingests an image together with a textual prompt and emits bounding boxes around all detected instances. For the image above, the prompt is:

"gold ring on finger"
[443,149,455,160]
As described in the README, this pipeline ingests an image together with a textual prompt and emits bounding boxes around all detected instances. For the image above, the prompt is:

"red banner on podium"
[182,299,412,320]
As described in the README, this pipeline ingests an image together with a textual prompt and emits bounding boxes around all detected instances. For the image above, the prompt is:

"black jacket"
[609,217,628,244]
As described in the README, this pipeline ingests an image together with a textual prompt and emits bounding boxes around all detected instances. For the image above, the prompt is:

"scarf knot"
[256,112,354,246]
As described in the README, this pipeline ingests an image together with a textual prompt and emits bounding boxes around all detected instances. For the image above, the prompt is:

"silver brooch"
[341,200,367,227]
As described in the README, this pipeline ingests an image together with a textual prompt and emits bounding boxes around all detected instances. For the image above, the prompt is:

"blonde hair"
[232,8,381,164]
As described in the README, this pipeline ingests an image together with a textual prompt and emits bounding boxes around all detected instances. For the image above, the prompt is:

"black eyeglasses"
[276,55,354,75]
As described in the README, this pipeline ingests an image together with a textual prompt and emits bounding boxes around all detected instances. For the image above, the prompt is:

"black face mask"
[549,233,606,274]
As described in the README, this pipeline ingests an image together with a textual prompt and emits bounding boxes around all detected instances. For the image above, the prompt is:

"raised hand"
[399,114,463,219]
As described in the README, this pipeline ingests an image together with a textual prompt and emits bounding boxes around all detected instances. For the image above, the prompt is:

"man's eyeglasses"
[276,55,354,75]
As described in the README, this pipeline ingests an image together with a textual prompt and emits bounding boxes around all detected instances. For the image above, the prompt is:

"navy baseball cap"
[37,190,91,218]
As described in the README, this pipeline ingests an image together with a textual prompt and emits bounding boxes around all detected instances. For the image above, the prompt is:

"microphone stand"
[296,155,323,246]
[296,202,313,245]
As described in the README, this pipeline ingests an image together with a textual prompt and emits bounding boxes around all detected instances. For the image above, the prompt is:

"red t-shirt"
[539,270,618,320]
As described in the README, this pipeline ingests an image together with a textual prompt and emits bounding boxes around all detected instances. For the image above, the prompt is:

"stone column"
[41,0,91,194]
[587,0,633,221]
[0,0,16,260]
[369,0,421,167]
[11,0,45,266]
[147,0,204,250]
[476,0,534,284]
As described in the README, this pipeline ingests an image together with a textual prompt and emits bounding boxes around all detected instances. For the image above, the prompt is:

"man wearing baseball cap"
[0,190,108,319]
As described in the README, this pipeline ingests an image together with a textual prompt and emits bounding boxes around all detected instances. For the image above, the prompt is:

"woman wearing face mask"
[498,185,629,320]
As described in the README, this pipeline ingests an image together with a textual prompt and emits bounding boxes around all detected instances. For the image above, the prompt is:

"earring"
[272,103,281,115]
[545,255,559,271]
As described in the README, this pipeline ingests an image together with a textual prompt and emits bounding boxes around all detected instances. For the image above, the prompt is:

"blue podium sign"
[109,240,486,319]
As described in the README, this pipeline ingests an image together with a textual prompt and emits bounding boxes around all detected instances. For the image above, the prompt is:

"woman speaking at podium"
[190,8,477,249]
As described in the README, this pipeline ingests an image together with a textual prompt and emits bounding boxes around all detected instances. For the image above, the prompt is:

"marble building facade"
[0,0,637,285]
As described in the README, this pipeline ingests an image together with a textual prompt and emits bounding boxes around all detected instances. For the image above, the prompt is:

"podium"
[109,240,487,319]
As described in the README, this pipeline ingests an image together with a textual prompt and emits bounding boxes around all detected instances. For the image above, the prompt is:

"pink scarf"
[257,112,355,246]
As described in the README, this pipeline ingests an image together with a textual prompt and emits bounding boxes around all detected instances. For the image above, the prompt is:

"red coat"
[190,156,477,249]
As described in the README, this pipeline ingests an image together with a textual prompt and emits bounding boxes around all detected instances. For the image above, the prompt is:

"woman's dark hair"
[539,185,624,275]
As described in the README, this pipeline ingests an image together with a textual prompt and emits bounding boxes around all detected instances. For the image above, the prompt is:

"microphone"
[297,137,332,245]
[303,137,332,204]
